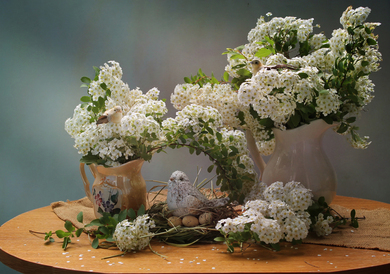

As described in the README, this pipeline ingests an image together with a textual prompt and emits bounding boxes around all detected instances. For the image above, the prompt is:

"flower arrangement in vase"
[171,6,381,203]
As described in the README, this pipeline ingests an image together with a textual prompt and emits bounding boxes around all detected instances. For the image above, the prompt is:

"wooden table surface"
[1,196,390,274]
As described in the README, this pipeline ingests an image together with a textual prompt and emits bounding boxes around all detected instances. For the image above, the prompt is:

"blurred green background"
[1,0,389,272]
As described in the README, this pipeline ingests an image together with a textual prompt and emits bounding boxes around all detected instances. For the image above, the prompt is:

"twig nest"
[199,212,213,225]
[182,216,199,227]
[167,216,182,227]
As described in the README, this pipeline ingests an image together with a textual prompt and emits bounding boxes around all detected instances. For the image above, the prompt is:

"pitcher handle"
[245,130,267,180]
[80,163,96,202]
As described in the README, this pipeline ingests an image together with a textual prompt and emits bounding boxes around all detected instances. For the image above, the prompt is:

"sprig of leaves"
[41,206,147,250]
[307,197,359,229]
[79,67,112,122]
[43,212,84,250]
[85,205,146,249]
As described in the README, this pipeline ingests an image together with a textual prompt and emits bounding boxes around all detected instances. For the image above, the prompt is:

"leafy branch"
[79,67,111,123]
[307,197,360,230]
[30,212,84,250]
[34,206,147,251]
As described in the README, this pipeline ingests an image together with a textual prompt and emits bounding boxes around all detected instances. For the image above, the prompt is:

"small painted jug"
[80,158,146,218]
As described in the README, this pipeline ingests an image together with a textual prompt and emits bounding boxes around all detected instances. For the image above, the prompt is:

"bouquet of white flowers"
[65,61,168,167]
[172,6,381,155]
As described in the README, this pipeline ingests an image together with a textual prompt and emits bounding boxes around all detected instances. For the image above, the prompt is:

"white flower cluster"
[247,16,314,45]
[163,104,223,134]
[113,215,156,251]
[216,181,313,244]
[224,16,317,80]
[238,58,338,124]
[65,61,168,166]
[171,83,241,128]
[313,213,334,236]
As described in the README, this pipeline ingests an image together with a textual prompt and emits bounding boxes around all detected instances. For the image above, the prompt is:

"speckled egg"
[167,216,182,227]
[199,212,213,225]
[182,216,199,227]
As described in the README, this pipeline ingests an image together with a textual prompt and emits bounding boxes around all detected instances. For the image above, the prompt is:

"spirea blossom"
[171,83,241,128]
[65,61,168,166]
[113,215,156,251]
[217,181,314,244]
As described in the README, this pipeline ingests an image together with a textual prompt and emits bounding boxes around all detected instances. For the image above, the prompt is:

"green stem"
[101,251,126,260]
[149,243,168,260]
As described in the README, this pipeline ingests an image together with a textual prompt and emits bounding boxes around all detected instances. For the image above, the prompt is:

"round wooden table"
[1,196,390,273]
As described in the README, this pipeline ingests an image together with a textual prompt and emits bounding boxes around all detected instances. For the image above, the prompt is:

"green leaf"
[319,89,329,96]
[98,96,105,109]
[322,115,334,125]
[254,48,272,58]
[44,231,52,241]
[350,209,356,220]
[229,53,246,60]
[93,66,100,78]
[80,96,91,102]
[77,212,84,223]
[366,38,377,46]
[92,238,99,249]
[64,220,75,233]
[184,77,191,83]
[287,112,301,128]
[55,230,66,238]
[98,226,110,235]
[216,132,223,142]
[298,72,308,79]
[337,123,349,134]
[137,204,146,216]
[206,127,214,135]
[100,82,107,90]
[207,165,214,173]
[76,228,84,237]
[214,237,225,242]
[80,77,91,84]
[62,237,71,250]
[361,60,369,67]
[128,208,137,220]
[118,209,127,222]
[345,117,356,123]
[270,243,280,251]
[223,71,229,82]
[85,219,104,227]
[236,69,251,77]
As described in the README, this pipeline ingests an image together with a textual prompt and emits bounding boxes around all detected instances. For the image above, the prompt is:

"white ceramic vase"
[247,119,337,204]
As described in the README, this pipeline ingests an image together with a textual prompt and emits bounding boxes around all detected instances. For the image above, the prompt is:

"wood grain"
[1,196,390,273]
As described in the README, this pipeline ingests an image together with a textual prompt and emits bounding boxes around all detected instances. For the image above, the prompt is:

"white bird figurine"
[96,106,122,125]
[250,59,298,75]
[166,170,229,217]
